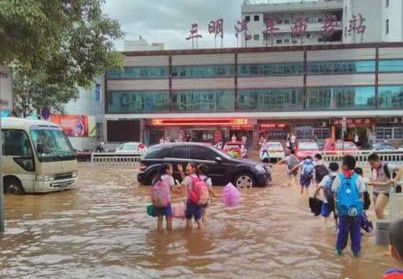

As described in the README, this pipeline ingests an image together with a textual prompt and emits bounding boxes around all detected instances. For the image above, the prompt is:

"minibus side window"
[2,130,33,157]
[2,129,35,171]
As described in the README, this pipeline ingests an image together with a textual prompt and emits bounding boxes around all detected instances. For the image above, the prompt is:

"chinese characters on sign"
[348,13,366,34]
[208,18,224,38]
[263,18,279,46]
[208,18,224,47]
[321,14,339,37]
[186,23,202,49]
[234,19,252,47]
[185,13,366,48]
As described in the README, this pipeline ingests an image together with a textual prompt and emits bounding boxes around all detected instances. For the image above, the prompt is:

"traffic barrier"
[322,150,403,167]
[90,153,142,167]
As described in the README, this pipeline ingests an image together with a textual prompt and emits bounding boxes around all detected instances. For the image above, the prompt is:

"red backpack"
[189,175,209,204]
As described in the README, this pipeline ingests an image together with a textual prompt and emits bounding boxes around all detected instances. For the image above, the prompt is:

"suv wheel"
[4,177,25,194]
[234,173,255,188]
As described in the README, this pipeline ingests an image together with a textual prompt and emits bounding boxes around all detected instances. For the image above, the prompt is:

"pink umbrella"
[222,183,241,207]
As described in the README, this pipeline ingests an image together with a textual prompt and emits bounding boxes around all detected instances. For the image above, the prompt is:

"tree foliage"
[0,0,124,115]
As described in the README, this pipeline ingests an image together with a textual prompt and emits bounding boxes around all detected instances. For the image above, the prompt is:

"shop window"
[394,127,403,139]
[296,126,314,140]
[313,128,330,139]
[376,127,393,140]
[254,15,260,21]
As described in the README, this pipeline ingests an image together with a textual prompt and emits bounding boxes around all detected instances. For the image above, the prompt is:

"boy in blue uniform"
[332,155,366,257]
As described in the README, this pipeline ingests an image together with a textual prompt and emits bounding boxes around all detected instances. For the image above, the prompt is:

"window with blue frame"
[107,91,169,113]
[306,87,375,109]
[378,86,403,109]
[172,90,234,112]
[238,63,303,77]
[237,88,303,111]
[172,65,234,78]
[307,60,375,75]
[379,60,403,72]
[107,67,169,79]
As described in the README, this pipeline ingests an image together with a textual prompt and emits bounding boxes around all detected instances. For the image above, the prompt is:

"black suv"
[138,142,271,187]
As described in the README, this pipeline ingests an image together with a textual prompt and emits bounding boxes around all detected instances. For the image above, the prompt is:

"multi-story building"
[242,0,344,47]
[61,76,105,151]
[105,43,403,147]
[0,66,12,115]
[242,0,403,47]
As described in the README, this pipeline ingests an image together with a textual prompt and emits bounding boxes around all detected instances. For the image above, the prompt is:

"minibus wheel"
[4,177,25,195]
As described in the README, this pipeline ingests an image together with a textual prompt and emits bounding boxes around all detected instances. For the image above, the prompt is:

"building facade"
[62,76,105,151]
[242,0,403,47]
[0,66,12,115]
[105,43,403,147]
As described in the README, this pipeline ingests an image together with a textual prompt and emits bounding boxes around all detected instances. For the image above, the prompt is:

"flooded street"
[0,165,395,279]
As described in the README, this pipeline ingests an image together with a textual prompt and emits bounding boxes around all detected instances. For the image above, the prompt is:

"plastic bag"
[222,183,241,207]
[147,204,154,217]
[172,202,186,219]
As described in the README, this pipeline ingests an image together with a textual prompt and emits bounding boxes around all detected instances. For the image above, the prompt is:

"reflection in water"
[0,165,394,278]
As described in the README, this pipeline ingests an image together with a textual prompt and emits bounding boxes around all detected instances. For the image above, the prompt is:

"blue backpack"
[302,160,314,179]
[336,173,363,217]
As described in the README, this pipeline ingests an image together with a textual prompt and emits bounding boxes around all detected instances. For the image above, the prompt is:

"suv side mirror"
[215,156,223,163]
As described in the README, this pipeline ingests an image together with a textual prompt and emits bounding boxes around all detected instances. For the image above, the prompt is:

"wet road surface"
[0,165,395,279]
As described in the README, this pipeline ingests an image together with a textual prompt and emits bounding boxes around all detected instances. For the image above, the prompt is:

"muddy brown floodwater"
[0,165,396,279]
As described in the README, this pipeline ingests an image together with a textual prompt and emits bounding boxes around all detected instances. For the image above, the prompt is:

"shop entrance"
[336,127,369,148]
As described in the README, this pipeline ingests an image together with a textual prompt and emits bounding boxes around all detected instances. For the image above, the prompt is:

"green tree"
[0,0,124,115]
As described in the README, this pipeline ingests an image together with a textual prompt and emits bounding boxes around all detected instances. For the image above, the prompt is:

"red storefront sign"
[151,118,248,126]
[333,118,372,128]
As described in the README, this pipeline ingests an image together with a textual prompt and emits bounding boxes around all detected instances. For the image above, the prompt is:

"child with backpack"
[312,162,339,227]
[354,167,373,234]
[177,162,209,229]
[314,153,329,187]
[332,155,366,257]
[197,164,219,224]
[290,155,315,195]
[278,149,299,187]
[151,163,176,231]
[383,218,403,279]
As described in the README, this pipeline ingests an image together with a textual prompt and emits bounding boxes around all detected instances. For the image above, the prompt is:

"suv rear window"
[169,146,190,159]
[190,146,217,161]
[144,146,170,159]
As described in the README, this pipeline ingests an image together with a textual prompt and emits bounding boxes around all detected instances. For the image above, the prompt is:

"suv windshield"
[30,127,75,162]
[119,143,138,150]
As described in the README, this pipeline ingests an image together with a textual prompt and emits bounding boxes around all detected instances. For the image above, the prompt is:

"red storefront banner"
[49,115,89,137]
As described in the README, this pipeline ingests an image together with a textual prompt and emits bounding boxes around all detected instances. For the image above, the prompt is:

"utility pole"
[0,70,6,235]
